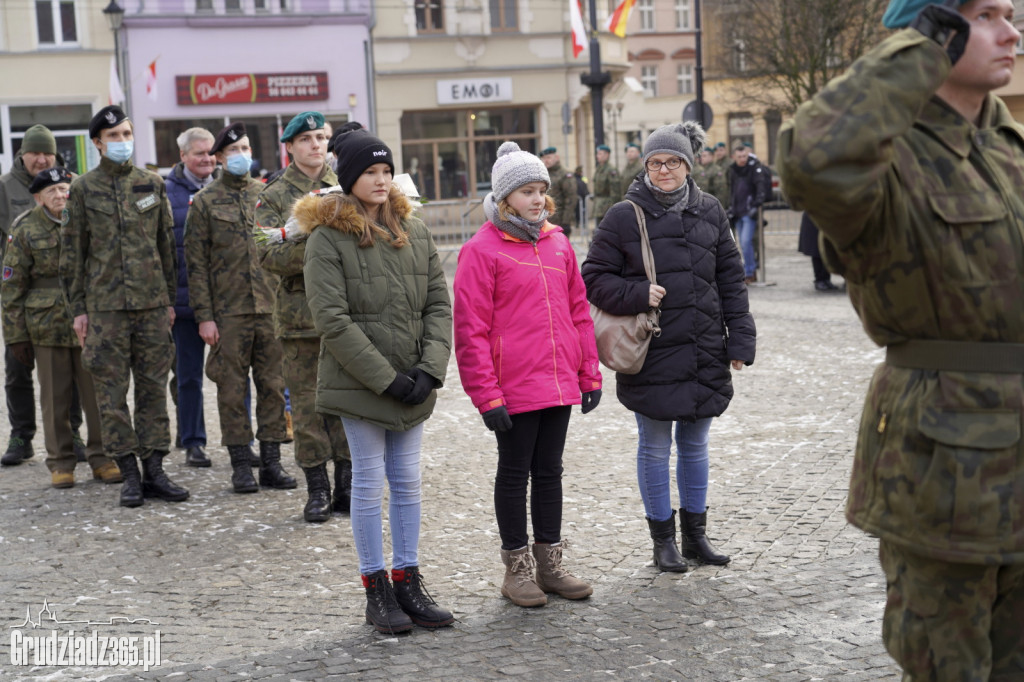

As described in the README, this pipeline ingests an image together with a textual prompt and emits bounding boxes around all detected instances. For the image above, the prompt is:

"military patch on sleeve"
[2,266,12,281]
[61,208,69,226]
[135,194,159,212]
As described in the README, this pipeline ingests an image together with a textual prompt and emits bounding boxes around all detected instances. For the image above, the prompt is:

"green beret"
[703,147,714,153]
[882,0,967,28]
[280,111,325,143]
[715,142,726,149]
[540,147,557,156]
[596,144,611,153]
[625,143,641,151]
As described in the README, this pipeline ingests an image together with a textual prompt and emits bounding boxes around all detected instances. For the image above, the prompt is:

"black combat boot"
[647,512,688,573]
[258,441,297,489]
[115,455,144,508]
[302,463,331,522]
[363,570,413,634]
[333,459,352,514]
[392,567,454,628]
[680,508,730,566]
[228,445,258,493]
[140,452,190,502]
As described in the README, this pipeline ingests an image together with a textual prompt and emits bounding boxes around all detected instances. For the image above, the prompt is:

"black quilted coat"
[582,176,756,422]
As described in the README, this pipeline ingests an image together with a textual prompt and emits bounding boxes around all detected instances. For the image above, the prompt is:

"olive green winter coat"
[298,189,452,432]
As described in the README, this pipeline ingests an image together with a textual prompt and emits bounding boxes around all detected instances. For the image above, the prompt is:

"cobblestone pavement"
[0,231,901,681]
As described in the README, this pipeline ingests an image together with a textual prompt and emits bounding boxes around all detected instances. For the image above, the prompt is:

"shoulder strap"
[625,200,656,286]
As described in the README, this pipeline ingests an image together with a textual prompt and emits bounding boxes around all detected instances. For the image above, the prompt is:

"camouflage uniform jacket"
[60,157,176,317]
[591,161,621,221]
[546,162,577,231]
[255,163,338,339]
[778,29,1024,564]
[2,205,77,347]
[713,157,732,208]
[620,159,644,196]
[701,163,730,209]
[185,172,274,323]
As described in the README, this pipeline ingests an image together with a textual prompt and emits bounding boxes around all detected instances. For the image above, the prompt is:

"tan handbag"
[590,200,662,375]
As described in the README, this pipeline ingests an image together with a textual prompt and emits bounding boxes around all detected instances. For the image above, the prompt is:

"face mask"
[104,140,134,164]
[225,153,252,177]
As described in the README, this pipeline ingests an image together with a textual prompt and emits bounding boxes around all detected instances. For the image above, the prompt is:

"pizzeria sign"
[176,72,329,106]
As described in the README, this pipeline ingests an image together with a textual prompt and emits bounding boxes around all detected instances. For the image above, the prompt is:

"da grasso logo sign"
[8,600,161,672]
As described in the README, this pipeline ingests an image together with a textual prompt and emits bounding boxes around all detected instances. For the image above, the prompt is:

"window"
[641,65,658,97]
[35,0,77,46]
[638,0,654,32]
[732,38,747,72]
[675,0,690,30]
[196,0,213,11]
[676,64,693,95]
[226,0,242,12]
[489,0,517,31]
[415,0,444,32]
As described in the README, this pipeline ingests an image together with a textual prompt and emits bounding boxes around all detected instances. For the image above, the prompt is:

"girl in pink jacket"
[453,141,602,608]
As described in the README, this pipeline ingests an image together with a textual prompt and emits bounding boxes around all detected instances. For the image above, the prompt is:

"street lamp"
[103,0,130,116]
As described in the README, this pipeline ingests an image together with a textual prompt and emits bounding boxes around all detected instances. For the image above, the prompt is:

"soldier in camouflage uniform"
[255,111,349,522]
[693,147,729,210]
[619,142,644,196]
[591,144,620,227]
[60,105,189,508]
[185,122,292,495]
[1,168,120,488]
[712,142,731,209]
[539,147,577,238]
[778,0,1024,677]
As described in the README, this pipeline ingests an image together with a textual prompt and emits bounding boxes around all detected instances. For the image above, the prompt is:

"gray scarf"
[644,174,690,215]
[483,192,548,244]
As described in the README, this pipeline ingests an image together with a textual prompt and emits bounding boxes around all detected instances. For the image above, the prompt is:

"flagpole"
[580,0,610,147]
[695,0,705,128]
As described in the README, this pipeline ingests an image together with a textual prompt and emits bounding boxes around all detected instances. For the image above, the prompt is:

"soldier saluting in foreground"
[778,0,1024,678]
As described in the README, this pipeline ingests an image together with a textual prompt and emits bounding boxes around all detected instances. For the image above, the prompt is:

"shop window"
[415,0,444,32]
[641,65,658,97]
[638,0,654,32]
[489,0,517,31]
[36,0,78,46]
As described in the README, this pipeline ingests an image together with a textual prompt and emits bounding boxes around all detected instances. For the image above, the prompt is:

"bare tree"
[710,0,889,114]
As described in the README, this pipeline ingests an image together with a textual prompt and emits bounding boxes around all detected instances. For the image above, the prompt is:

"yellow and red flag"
[605,0,636,38]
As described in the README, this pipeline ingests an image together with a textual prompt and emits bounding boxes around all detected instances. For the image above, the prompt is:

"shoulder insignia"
[2,266,12,281]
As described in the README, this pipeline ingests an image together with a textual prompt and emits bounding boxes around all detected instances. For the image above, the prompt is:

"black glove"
[402,368,436,405]
[911,0,970,65]
[581,389,602,414]
[8,342,34,368]
[384,373,415,401]
[482,406,513,433]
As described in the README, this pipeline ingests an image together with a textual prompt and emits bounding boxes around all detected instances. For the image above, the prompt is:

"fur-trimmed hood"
[292,187,414,237]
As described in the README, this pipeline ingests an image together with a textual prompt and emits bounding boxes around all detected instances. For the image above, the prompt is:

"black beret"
[29,167,73,194]
[212,122,248,155]
[89,105,129,139]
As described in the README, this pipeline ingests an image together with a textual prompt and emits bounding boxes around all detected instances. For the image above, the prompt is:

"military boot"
[362,570,413,634]
[532,542,592,600]
[258,441,297,489]
[228,445,258,494]
[114,455,144,508]
[499,546,547,607]
[141,453,190,502]
[647,512,689,573]
[1,436,34,466]
[333,459,352,514]
[392,567,454,628]
[302,463,331,522]
[680,508,730,566]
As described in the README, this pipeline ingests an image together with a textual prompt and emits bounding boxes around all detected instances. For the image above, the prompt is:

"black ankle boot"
[229,445,258,493]
[115,455,144,508]
[302,463,331,522]
[363,570,413,634]
[333,459,352,514]
[392,566,454,628]
[647,512,688,573]
[140,452,190,502]
[680,508,730,566]
[258,441,297,489]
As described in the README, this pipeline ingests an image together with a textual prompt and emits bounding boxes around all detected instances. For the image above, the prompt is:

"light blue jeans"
[635,413,712,522]
[341,418,423,575]
[736,213,758,278]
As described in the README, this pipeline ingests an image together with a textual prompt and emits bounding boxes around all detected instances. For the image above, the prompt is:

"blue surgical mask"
[225,153,252,177]
[104,140,134,164]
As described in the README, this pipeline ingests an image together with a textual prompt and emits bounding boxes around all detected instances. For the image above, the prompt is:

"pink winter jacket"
[454,221,601,416]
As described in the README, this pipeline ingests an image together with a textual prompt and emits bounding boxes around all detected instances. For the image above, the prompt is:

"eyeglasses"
[645,157,684,172]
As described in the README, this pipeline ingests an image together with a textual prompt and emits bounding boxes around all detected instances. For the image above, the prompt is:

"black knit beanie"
[333,130,395,194]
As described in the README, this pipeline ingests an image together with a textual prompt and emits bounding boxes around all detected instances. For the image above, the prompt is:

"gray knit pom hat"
[642,121,706,172]
[490,141,550,202]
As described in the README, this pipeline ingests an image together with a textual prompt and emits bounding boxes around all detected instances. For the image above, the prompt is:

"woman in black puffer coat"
[582,121,756,573]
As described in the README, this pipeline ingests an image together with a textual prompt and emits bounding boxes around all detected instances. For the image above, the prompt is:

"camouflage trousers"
[281,337,349,468]
[880,541,1024,681]
[81,308,173,460]
[205,314,287,446]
